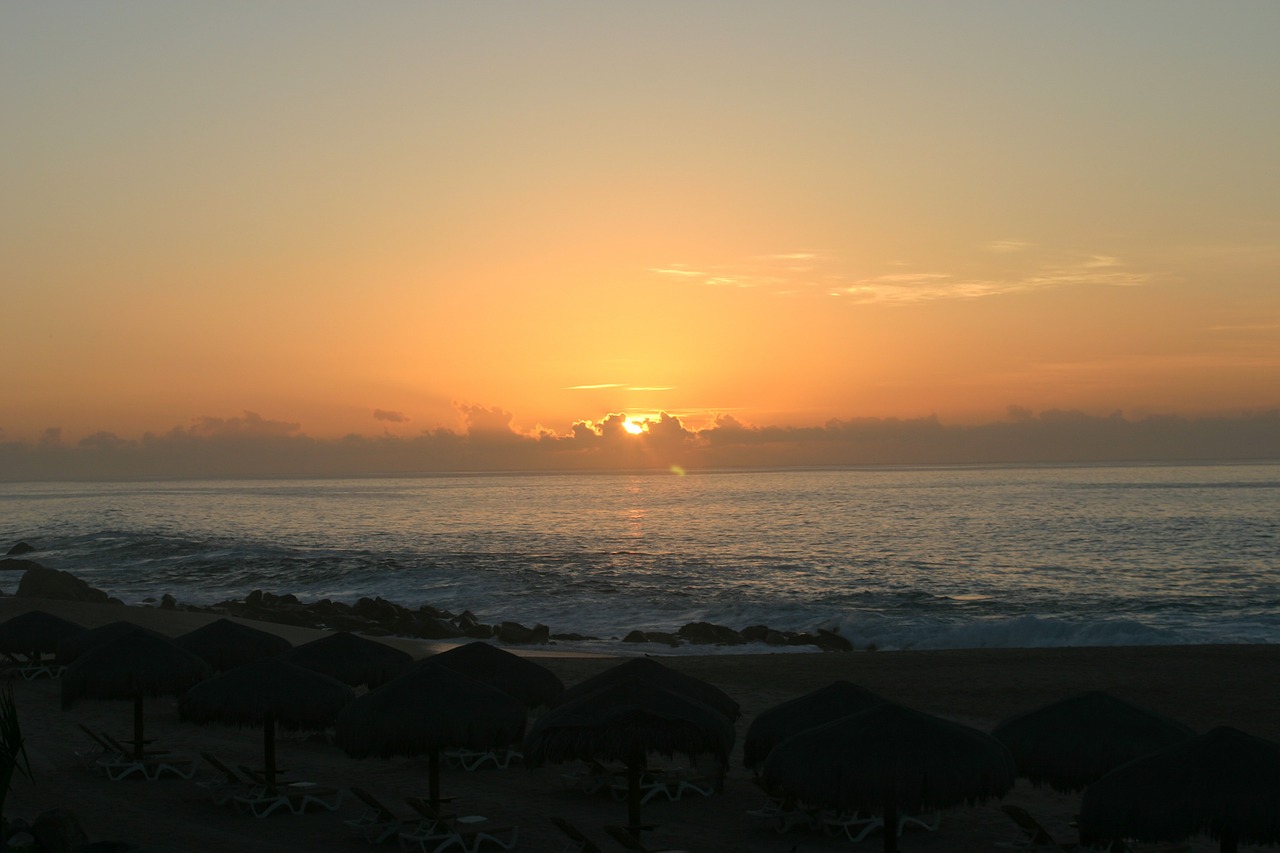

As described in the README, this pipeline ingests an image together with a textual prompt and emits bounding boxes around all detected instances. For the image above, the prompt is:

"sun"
[622,418,646,435]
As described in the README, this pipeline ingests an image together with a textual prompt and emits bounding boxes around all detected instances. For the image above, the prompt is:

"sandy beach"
[3,598,1277,853]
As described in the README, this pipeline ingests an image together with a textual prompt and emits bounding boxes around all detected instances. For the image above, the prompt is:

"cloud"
[984,239,1033,253]
[565,383,625,390]
[186,411,301,438]
[657,248,1152,305]
[457,403,519,437]
[373,409,409,423]
[1,407,1276,481]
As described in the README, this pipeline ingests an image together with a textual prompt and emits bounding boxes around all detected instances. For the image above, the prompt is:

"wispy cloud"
[655,246,1151,305]
[984,239,1033,253]
[565,383,625,390]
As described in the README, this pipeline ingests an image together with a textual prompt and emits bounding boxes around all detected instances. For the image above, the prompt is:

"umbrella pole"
[627,758,642,836]
[132,693,145,761]
[882,802,898,853]
[428,746,440,807]
[264,710,277,796]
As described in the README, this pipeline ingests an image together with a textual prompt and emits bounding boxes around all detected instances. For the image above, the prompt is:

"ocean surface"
[1,464,1277,654]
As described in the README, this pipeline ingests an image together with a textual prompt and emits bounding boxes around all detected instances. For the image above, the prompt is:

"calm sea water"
[1,464,1277,653]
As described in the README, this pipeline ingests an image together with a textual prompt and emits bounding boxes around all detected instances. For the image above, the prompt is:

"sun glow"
[622,418,646,435]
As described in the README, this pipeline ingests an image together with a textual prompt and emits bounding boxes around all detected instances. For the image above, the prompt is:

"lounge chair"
[746,795,819,834]
[609,770,679,805]
[89,731,193,781]
[561,759,621,794]
[663,769,714,799]
[197,753,254,806]
[1000,805,1079,851]
[231,769,343,818]
[822,810,885,843]
[75,724,125,773]
[549,817,605,853]
[603,825,690,853]
[444,747,522,771]
[346,787,420,844]
[401,798,518,853]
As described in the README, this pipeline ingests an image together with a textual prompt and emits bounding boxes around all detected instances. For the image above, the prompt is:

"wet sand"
[3,598,1277,852]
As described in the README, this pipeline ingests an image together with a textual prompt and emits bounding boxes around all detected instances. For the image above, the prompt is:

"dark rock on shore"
[6,541,36,556]
[678,621,746,645]
[0,558,43,573]
[622,629,680,647]
[10,566,855,654]
[16,566,112,604]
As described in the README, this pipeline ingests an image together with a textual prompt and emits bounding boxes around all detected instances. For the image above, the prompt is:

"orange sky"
[2,3,1278,455]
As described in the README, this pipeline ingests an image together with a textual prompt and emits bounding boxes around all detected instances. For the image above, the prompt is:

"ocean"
[2,463,1277,653]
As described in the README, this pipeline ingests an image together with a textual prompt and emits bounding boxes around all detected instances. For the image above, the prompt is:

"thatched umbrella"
[174,618,292,672]
[279,631,411,688]
[335,661,526,807]
[992,690,1195,793]
[743,680,887,773]
[62,632,211,760]
[0,610,84,664]
[558,657,740,721]
[1079,726,1280,853]
[763,702,1016,853]
[56,621,166,666]
[524,680,735,837]
[420,641,564,709]
[180,658,354,794]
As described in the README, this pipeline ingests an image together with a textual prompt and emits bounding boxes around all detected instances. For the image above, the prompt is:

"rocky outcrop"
[677,621,746,645]
[9,565,855,653]
[6,541,36,556]
[16,567,112,603]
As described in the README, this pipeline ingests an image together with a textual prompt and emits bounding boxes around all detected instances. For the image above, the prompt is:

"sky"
[2,2,1278,476]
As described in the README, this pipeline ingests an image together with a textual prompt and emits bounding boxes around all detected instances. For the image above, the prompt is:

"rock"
[740,625,770,643]
[496,621,550,644]
[677,621,745,645]
[15,567,110,603]
[785,629,853,652]
[412,616,464,640]
[6,541,36,556]
[245,590,265,608]
[160,594,176,610]
[0,558,43,573]
[620,629,683,645]
[814,628,854,652]
[764,630,790,646]
[463,623,494,639]
[31,808,89,853]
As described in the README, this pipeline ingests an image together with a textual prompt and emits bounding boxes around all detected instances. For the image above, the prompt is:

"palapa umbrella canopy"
[558,657,740,721]
[1079,726,1280,853]
[174,618,292,672]
[0,610,84,664]
[62,632,211,759]
[524,679,735,836]
[180,658,354,794]
[420,641,564,709]
[56,620,166,665]
[743,680,887,773]
[763,702,1015,853]
[335,662,526,806]
[279,631,411,688]
[992,690,1194,793]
